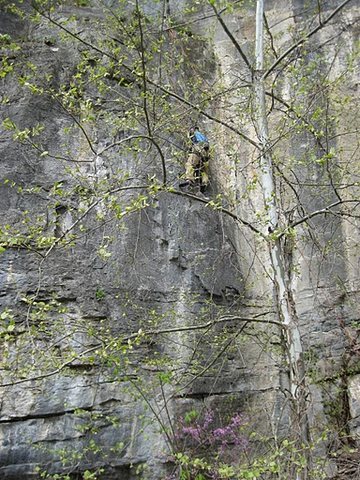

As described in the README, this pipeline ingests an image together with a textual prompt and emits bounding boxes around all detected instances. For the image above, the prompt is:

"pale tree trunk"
[254,1,310,477]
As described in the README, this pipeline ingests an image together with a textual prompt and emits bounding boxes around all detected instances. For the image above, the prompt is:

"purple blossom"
[203,409,214,429]
[181,425,201,442]
[230,413,244,427]
[173,408,249,478]
[213,426,230,438]
[177,411,247,445]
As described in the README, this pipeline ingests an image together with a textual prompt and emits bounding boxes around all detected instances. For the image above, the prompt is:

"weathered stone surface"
[0,1,359,479]
[349,375,360,437]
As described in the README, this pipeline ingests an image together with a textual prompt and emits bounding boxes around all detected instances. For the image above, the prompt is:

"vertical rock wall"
[210,0,360,469]
[0,0,359,478]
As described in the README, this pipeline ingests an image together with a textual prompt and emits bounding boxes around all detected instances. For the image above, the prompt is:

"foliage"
[0,0,359,478]
[169,408,248,479]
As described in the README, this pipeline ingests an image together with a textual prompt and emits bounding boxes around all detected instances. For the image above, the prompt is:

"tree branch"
[209,1,253,72]
[263,0,354,80]
[33,4,259,150]
[278,199,360,238]
[0,313,281,387]
[0,346,100,387]
[170,189,265,237]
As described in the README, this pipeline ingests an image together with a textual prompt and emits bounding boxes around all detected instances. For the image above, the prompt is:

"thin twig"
[209,1,253,72]
[263,0,354,79]
[279,199,360,238]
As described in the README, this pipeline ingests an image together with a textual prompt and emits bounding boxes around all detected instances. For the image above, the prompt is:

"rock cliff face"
[0,1,359,479]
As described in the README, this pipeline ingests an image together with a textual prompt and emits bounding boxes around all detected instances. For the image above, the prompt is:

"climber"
[180,126,210,192]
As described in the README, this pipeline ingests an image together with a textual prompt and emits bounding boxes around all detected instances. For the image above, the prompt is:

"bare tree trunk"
[254,1,310,477]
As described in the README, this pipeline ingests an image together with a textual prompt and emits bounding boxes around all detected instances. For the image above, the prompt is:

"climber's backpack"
[194,131,208,144]
[193,131,209,150]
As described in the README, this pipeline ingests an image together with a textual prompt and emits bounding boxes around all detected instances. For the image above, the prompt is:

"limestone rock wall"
[0,1,359,479]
